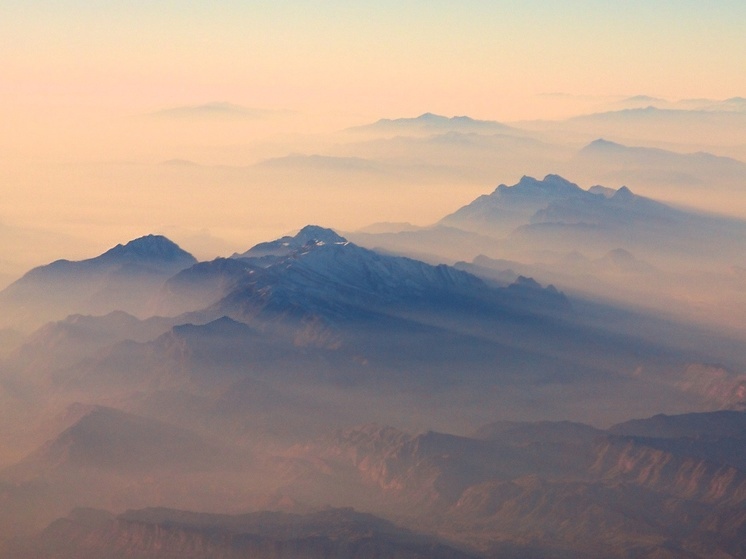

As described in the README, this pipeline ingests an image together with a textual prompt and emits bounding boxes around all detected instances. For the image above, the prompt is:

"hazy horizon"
[2,2,746,284]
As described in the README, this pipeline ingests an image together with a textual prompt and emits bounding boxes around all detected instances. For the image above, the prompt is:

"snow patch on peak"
[234,226,347,259]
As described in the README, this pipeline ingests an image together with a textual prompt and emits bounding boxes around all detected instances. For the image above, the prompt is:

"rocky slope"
[6,507,476,559]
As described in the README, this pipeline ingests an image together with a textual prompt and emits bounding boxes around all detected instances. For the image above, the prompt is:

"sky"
[3,1,745,124]
[1,1,745,280]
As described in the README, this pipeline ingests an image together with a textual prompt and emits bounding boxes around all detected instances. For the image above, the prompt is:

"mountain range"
[440,174,745,259]
[0,177,745,558]
[352,174,746,338]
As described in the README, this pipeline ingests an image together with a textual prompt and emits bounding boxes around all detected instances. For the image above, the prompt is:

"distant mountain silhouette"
[575,138,746,187]
[348,112,513,135]
[609,409,746,440]
[441,174,746,265]
[2,405,228,481]
[440,174,587,235]
[610,95,746,112]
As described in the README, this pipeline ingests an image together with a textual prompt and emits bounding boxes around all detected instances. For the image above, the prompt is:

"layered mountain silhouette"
[3,405,229,482]
[441,174,587,235]
[8,311,174,374]
[577,138,746,175]
[521,106,746,148]
[610,95,746,112]
[3,224,739,439]
[0,404,253,539]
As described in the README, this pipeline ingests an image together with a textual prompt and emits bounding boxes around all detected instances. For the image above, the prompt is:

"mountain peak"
[234,225,347,259]
[350,113,510,134]
[612,185,635,200]
[509,275,543,290]
[440,175,585,235]
[417,112,447,121]
[294,225,347,246]
[584,138,623,151]
[99,235,196,263]
[588,185,617,198]
[0,235,197,329]
[624,95,666,103]
[498,174,582,196]
[415,113,476,125]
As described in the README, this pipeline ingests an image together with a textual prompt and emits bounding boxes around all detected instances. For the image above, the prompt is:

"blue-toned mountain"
[440,174,746,266]
[0,235,196,330]
[440,174,585,236]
